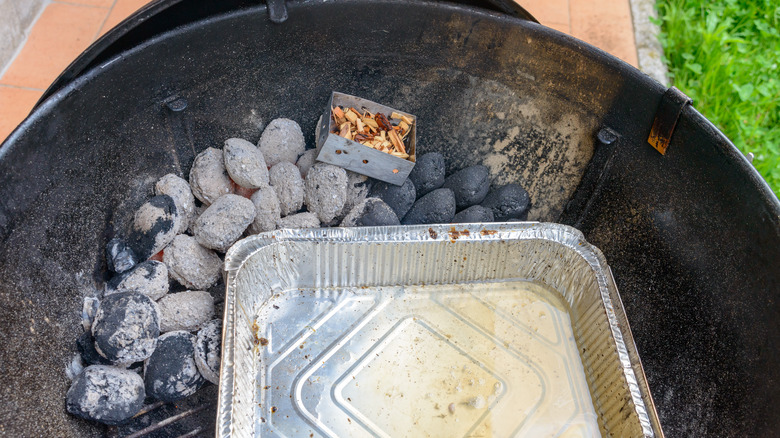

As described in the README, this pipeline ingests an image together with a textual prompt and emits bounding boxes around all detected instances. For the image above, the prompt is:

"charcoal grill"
[0,0,778,437]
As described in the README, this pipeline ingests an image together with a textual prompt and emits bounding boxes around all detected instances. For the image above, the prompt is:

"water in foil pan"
[218,223,663,438]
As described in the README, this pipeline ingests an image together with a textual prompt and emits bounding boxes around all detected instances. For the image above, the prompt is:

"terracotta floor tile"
[99,0,152,36]
[0,3,107,90]
[569,0,638,67]
[518,0,570,28]
[0,86,43,144]
[54,0,115,8]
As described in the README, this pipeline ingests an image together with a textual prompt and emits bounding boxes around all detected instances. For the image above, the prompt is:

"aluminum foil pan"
[218,223,663,437]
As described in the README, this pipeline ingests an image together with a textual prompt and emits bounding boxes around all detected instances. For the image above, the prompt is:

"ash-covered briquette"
[223,138,269,189]
[269,161,305,216]
[277,212,320,229]
[105,260,169,301]
[408,152,445,198]
[192,194,256,252]
[194,319,221,385]
[304,163,348,223]
[163,234,222,290]
[296,148,318,179]
[92,291,160,364]
[481,183,531,221]
[333,171,372,224]
[144,331,205,403]
[370,179,416,220]
[106,238,137,274]
[81,296,100,331]
[258,118,306,167]
[66,365,145,425]
[128,194,180,260]
[442,164,491,210]
[401,188,456,225]
[341,198,400,227]
[155,173,196,235]
[76,331,113,366]
[453,205,495,223]
[157,290,214,333]
[248,186,282,234]
[189,147,233,206]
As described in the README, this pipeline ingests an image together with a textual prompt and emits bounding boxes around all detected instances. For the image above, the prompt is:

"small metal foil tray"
[218,223,663,438]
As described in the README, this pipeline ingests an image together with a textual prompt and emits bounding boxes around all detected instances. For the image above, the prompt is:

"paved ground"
[0,0,638,143]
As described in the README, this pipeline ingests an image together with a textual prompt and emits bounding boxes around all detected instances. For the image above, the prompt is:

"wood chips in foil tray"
[217,223,663,437]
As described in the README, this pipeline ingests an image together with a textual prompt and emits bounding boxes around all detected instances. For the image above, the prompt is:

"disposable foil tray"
[218,223,663,438]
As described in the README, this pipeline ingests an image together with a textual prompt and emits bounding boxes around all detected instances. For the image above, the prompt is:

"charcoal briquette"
[163,235,222,290]
[155,174,196,234]
[106,238,137,274]
[480,183,531,221]
[333,171,372,224]
[144,331,205,403]
[248,185,282,234]
[192,194,256,252]
[340,198,400,227]
[304,163,348,223]
[277,212,320,229]
[66,365,145,425]
[258,118,306,167]
[296,149,318,179]
[92,291,160,364]
[442,165,491,210]
[408,152,445,198]
[223,138,269,189]
[105,260,169,301]
[128,195,180,260]
[401,188,456,225]
[194,319,221,384]
[157,290,215,333]
[453,205,495,223]
[269,161,305,216]
[76,331,113,366]
[189,147,234,206]
[369,178,416,220]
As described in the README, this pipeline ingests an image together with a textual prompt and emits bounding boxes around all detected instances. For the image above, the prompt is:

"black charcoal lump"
[223,138,269,189]
[408,152,445,198]
[163,235,222,290]
[92,291,160,364]
[189,147,233,206]
[258,118,306,167]
[155,174,196,234]
[105,260,169,301]
[66,365,145,425]
[106,238,137,274]
[480,183,531,221]
[128,194,180,260]
[370,179,416,220]
[453,205,495,223]
[269,162,305,216]
[442,165,490,210]
[341,198,400,227]
[194,319,222,385]
[401,188,456,225]
[76,331,113,366]
[192,194,256,252]
[144,331,205,402]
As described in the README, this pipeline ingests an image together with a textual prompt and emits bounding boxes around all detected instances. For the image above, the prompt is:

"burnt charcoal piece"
[76,331,113,366]
[157,291,215,333]
[223,138,269,189]
[442,165,490,210]
[341,198,400,227]
[106,260,169,301]
[408,152,445,198]
[296,149,318,179]
[192,194,256,252]
[277,212,320,229]
[248,186,282,234]
[194,319,222,384]
[480,183,531,221]
[269,162,305,216]
[258,118,306,167]
[163,235,222,290]
[333,171,372,225]
[106,238,137,274]
[66,365,145,425]
[401,188,456,225]
[144,331,205,402]
[189,147,233,206]
[128,195,180,260]
[452,205,495,223]
[370,179,416,220]
[92,291,160,364]
[155,174,196,234]
[304,163,348,223]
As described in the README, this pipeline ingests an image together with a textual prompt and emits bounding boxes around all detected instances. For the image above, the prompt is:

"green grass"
[655,0,780,196]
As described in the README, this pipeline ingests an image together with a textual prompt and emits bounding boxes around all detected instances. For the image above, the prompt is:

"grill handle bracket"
[648,86,692,155]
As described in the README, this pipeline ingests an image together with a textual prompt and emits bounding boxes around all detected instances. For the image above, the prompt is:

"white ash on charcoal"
[106,238,137,274]
[223,138,269,189]
[370,179,416,220]
[453,205,495,223]
[340,198,400,227]
[105,260,168,301]
[296,149,318,179]
[163,234,222,290]
[66,365,146,425]
[65,354,85,381]
[333,171,372,224]
[81,296,100,331]
[442,164,491,210]
[408,152,445,198]
[249,186,282,234]
[128,194,181,260]
[77,331,113,366]
[304,163,348,223]
[480,183,531,221]
[277,212,320,229]
[194,319,222,384]
[92,291,160,364]
[401,188,456,225]
[189,147,233,206]
[144,331,205,403]
[269,161,305,216]
[157,290,215,333]
[192,194,256,252]
[258,118,306,167]
[155,173,196,234]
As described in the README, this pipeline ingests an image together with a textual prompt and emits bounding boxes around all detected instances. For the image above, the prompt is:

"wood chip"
[330,104,415,162]
[388,129,405,153]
